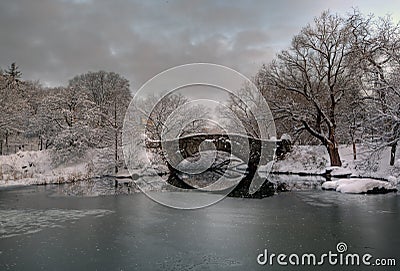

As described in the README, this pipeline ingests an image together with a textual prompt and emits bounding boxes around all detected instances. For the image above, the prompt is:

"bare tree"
[365,66,400,165]
[218,82,275,139]
[335,83,368,160]
[348,11,400,165]
[386,69,400,165]
[258,11,361,166]
[144,94,208,141]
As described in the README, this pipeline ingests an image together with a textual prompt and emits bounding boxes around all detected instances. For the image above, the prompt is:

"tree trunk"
[0,140,2,155]
[352,141,357,160]
[390,142,397,166]
[115,130,118,174]
[5,131,8,154]
[114,100,118,174]
[45,140,51,149]
[327,143,342,166]
[326,125,342,166]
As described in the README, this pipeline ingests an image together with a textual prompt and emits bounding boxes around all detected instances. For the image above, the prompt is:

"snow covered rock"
[320,180,338,190]
[322,178,397,194]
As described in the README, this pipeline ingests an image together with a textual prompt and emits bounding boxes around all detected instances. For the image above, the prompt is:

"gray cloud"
[1,0,399,90]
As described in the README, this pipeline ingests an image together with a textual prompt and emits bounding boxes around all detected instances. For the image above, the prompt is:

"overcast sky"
[1,0,399,90]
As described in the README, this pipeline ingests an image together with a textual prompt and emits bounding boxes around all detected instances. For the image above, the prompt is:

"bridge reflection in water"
[146,133,279,198]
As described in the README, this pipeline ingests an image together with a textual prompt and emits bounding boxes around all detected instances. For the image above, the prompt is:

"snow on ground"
[272,145,328,174]
[273,144,400,182]
[0,150,102,188]
[322,178,397,194]
[271,144,400,194]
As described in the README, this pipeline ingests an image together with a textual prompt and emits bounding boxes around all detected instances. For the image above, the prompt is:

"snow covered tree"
[348,11,400,165]
[258,11,361,166]
[0,66,29,155]
[5,62,22,84]
[365,67,400,166]
[20,80,48,150]
[68,71,132,173]
[40,86,97,164]
[33,87,62,150]
[336,96,367,160]
[123,93,209,170]
[386,69,400,165]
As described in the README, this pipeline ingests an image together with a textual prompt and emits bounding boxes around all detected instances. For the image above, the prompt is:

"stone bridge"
[145,133,293,196]
[172,134,274,165]
[150,133,279,170]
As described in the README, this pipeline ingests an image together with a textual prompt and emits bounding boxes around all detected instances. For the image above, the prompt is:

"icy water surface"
[0,184,399,270]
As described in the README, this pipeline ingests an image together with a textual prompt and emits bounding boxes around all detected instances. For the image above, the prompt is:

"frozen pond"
[0,183,399,270]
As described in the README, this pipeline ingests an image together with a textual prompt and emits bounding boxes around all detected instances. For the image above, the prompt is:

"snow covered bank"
[2,144,399,195]
[0,150,104,188]
[322,178,398,194]
[272,145,327,174]
[273,144,400,182]
[325,166,352,177]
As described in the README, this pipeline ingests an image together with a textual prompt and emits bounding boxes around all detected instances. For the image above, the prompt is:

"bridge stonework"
[164,134,276,167]
[145,133,283,197]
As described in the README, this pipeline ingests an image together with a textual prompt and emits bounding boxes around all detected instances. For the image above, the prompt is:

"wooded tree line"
[0,65,131,173]
[256,10,400,166]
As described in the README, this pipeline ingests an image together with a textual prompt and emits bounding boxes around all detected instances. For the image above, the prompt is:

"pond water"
[0,182,399,270]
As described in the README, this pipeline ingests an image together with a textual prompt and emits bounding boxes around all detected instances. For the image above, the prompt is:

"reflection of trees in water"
[55,178,138,196]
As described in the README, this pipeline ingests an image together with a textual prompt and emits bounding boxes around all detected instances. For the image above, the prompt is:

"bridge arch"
[146,133,278,193]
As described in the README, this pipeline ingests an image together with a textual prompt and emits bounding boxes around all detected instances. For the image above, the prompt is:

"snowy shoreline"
[0,150,96,188]
[0,144,399,195]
